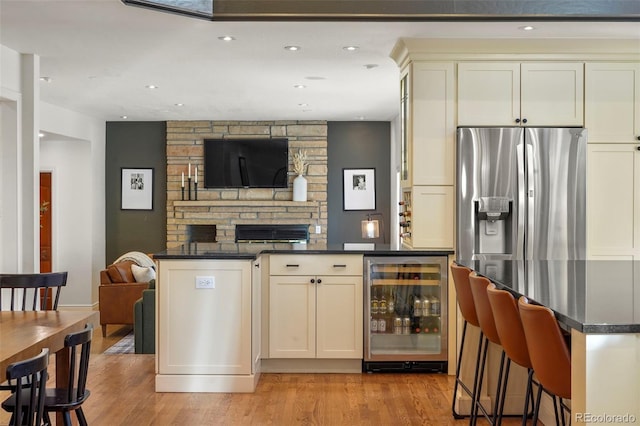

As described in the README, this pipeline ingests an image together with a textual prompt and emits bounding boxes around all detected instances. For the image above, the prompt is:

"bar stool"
[450,263,483,421]
[518,296,571,426]
[486,283,537,426]
[468,273,509,426]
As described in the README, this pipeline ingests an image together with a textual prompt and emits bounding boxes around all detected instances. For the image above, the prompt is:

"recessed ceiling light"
[121,115,128,119]
[284,46,301,51]
[294,84,306,89]
[519,25,536,31]
[145,84,158,89]
[305,76,326,80]
[40,77,52,83]
[174,103,184,107]
[343,46,359,51]
[38,132,45,138]
[356,116,366,120]
[298,103,309,107]
[218,35,235,41]
[364,64,379,69]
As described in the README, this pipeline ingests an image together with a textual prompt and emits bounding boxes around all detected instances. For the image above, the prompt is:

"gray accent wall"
[105,122,167,264]
[327,121,391,245]
[105,120,390,259]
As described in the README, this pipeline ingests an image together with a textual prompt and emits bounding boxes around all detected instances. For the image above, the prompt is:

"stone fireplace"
[166,120,328,248]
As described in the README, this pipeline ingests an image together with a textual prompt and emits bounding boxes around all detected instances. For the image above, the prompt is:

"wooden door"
[40,172,53,308]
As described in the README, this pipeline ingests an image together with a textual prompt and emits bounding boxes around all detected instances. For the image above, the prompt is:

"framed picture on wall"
[343,168,375,210]
[121,168,153,210]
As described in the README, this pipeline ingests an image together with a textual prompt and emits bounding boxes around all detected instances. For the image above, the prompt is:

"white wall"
[1,43,106,308]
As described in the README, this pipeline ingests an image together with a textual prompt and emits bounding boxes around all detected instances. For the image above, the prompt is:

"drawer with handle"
[269,254,363,276]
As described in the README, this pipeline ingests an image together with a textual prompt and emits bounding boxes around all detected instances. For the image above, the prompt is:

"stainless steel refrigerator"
[456,127,587,262]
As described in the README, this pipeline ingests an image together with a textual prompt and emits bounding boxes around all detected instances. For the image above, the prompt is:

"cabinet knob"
[317,279,322,284]
[522,118,528,124]
[310,278,315,284]
[515,118,521,123]
[637,136,640,141]
[637,146,640,151]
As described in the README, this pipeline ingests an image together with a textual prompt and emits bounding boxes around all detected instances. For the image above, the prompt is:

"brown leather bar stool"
[468,273,509,426]
[486,283,537,425]
[518,296,571,426]
[450,263,484,421]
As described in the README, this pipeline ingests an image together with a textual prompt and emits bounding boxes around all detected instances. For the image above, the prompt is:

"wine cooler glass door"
[364,256,448,363]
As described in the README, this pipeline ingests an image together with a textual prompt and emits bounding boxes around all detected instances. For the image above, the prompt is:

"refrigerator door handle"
[526,142,535,259]
[516,141,526,259]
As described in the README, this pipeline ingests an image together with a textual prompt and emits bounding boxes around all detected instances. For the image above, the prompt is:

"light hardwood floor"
[1,324,528,426]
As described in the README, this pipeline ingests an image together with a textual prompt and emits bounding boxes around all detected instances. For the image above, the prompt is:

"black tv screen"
[204,138,289,188]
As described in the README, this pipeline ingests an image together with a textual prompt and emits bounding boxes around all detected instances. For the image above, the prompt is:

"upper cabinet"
[401,61,455,187]
[457,62,584,127]
[585,62,640,143]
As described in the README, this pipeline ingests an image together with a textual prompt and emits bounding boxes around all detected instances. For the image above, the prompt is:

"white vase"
[293,174,308,202]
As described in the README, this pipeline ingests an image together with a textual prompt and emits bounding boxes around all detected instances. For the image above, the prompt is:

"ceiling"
[1,0,639,122]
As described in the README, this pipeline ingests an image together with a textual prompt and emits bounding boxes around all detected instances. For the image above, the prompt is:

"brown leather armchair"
[99,260,150,337]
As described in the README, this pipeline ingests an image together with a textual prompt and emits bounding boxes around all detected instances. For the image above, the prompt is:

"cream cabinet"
[268,254,363,359]
[156,259,259,392]
[402,61,455,187]
[585,62,640,143]
[401,186,455,250]
[587,144,640,260]
[457,62,584,126]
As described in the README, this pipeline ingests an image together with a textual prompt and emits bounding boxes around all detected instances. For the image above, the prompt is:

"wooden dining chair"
[0,272,68,311]
[0,348,49,426]
[0,272,68,393]
[42,323,93,426]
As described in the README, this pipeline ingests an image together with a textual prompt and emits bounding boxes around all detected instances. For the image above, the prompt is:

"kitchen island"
[459,259,640,425]
[153,243,453,393]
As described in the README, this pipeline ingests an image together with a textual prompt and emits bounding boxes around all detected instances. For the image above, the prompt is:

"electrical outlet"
[195,276,215,289]
[315,225,321,234]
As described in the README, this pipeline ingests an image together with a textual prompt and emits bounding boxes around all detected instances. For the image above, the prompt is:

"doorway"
[40,172,53,308]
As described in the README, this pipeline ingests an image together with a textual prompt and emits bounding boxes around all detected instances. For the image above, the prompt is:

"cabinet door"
[316,276,363,359]
[585,63,640,143]
[410,62,455,185]
[587,144,640,259]
[457,62,520,126]
[521,62,584,126]
[269,275,315,358]
[411,186,455,249]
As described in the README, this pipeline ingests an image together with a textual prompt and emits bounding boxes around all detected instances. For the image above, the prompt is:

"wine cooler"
[363,255,448,373]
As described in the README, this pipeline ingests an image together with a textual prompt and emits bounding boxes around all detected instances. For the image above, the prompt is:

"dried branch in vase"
[292,149,308,176]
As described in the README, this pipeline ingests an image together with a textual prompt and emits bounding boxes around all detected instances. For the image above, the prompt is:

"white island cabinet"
[155,258,260,393]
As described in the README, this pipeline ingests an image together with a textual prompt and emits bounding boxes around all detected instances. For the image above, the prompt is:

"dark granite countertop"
[458,259,640,334]
[153,242,454,260]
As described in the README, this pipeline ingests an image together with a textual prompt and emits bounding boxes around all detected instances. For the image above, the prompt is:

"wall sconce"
[361,213,385,242]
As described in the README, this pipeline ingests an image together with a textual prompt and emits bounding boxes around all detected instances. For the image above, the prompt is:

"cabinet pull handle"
[286,264,299,268]
[333,264,347,268]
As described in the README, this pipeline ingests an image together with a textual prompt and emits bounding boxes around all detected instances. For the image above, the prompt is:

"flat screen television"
[204,138,289,188]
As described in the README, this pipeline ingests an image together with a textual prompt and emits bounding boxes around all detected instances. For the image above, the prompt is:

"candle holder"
[181,186,185,201]
[194,182,198,200]
[188,178,192,200]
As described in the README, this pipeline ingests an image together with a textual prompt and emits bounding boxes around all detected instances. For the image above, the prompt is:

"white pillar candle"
[188,163,191,179]
[181,172,184,188]
[195,166,198,183]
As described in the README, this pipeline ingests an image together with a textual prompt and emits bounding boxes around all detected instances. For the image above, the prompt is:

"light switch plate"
[195,276,215,289]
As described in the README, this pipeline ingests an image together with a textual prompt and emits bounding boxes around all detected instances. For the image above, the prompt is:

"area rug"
[104,331,135,354]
